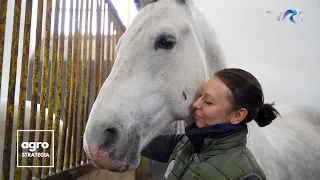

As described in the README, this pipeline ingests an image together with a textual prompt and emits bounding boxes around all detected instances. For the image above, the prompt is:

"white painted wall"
[194,0,320,107]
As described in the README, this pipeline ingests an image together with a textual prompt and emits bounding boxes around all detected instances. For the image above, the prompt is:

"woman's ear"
[230,108,248,124]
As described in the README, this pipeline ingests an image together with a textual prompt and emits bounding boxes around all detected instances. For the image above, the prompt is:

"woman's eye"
[205,101,212,105]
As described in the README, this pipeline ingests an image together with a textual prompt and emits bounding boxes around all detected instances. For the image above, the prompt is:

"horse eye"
[154,34,176,50]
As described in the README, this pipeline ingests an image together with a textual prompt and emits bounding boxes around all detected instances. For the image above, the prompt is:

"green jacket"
[164,129,266,180]
[141,123,266,180]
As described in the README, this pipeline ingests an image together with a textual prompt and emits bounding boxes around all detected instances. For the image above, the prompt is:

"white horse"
[83,0,320,179]
[0,97,64,179]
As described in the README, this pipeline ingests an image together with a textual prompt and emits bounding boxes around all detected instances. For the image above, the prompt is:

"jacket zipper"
[177,153,201,179]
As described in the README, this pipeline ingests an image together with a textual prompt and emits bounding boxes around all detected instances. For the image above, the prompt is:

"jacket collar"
[185,122,247,153]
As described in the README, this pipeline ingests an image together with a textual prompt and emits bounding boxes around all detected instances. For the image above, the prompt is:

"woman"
[141,68,280,180]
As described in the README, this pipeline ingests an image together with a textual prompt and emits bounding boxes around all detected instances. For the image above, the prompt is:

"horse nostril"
[102,128,119,149]
[105,128,117,138]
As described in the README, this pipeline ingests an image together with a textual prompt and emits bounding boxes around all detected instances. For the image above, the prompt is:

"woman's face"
[192,76,234,128]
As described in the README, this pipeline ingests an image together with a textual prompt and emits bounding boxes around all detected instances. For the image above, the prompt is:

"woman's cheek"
[196,119,205,128]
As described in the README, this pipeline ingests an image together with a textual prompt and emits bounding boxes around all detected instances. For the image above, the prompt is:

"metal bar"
[118,22,124,40]
[99,0,106,88]
[63,0,75,170]
[55,0,67,173]
[83,0,94,163]
[35,0,53,177]
[60,0,74,171]
[78,0,90,165]
[43,0,61,176]
[41,164,97,180]
[105,6,111,77]
[1,0,22,179]
[13,0,33,179]
[105,0,126,32]
[116,23,121,44]
[112,20,116,65]
[110,21,114,67]
[0,0,8,98]
[71,0,82,168]
[26,0,44,178]
[109,21,113,68]
[119,28,124,38]
[94,0,102,100]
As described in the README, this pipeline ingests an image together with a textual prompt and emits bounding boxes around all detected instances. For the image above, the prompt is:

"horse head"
[83,0,226,172]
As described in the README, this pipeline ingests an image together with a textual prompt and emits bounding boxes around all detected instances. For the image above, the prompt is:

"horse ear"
[176,0,193,5]
[175,0,195,11]
[134,0,194,11]
[134,0,141,10]
[134,0,157,11]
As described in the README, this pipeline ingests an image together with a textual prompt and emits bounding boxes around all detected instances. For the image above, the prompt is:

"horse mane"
[134,0,192,11]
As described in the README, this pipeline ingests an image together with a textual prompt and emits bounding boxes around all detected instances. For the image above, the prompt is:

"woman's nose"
[192,96,202,110]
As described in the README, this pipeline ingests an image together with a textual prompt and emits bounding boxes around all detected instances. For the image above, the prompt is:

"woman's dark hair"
[214,68,281,127]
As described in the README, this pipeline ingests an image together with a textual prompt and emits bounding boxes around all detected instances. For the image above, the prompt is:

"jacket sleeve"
[140,134,185,163]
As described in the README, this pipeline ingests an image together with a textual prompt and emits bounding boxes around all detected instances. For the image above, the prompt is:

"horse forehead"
[124,6,191,43]
[134,1,188,26]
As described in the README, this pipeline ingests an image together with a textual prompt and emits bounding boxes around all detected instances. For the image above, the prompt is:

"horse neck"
[192,7,227,80]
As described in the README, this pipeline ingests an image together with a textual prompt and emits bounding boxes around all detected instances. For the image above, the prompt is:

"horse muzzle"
[83,122,141,172]
[83,136,130,172]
